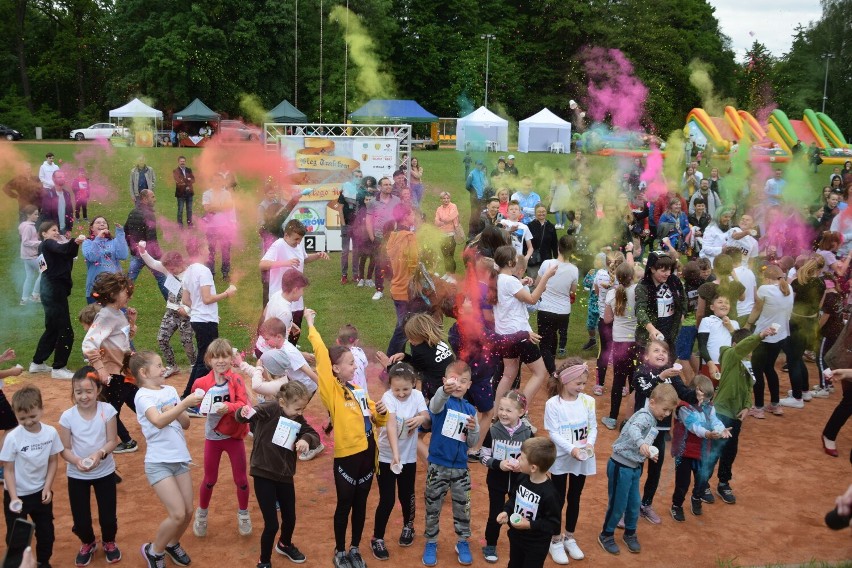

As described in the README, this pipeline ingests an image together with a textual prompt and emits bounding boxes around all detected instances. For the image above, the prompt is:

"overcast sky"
[708,0,823,59]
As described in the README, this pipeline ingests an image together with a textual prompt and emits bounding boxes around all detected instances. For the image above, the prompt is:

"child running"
[544,358,597,565]
[306,308,388,568]
[236,381,321,567]
[191,338,252,539]
[370,363,429,560]
[602,262,639,430]
[58,367,121,566]
[480,390,532,564]
[131,351,204,568]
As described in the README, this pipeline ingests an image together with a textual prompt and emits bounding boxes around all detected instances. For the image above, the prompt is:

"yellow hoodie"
[310,326,388,458]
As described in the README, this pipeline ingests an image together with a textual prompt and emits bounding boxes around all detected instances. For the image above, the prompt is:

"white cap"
[507,154,515,160]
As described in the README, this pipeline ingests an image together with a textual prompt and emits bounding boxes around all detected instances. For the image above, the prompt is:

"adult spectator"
[409,157,424,203]
[682,165,700,198]
[707,167,722,195]
[763,168,785,206]
[466,160,488,236]
[652,186,688,227]
[699,206,735,266]
[434,191,461,280]
[808,142,821,173]
[549,168,570,229]
[496,188,511,218]
[511,176,542,225]
[527,204,557,275]
[688,198,711,238]
[830,188,852,260]
[82,216,129,304]
[505,154,519,176]
[366,176,401,300]
[28,222,86,379]
[726,213,760,266]
[490,157,508,179]
[39,170,74,236]
[335,169,363,284]
[385,204,420,354]
[841,161,852,187]
[124,189,168,299]
[476,197,503,236]
[173,155,195,227]
[130,156,156,204]
[689,161,704,184]
[689,178,722,217]
[391,169,408,197]
[38,152,59,189]
[202,172,237,281]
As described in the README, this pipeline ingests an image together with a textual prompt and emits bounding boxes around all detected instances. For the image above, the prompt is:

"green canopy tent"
[172,98,220,147]
[268,99,307,123]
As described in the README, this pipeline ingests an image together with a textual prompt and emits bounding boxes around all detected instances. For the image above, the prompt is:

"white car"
[69,123,129,141]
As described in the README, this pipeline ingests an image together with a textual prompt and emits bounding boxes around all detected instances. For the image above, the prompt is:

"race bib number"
[271,416,302,450]
[352,388,371,417]
[513,484,542,521]
[198,391,213,415]
[441,409,470,442]
[492,440,521,461]
[164,274,182,296]
[657,285,674,318]
[396,415,411,440]
[37,254,47,273]
[558,423,588,446]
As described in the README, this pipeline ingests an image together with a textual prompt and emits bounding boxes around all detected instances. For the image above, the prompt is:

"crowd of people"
[1,148,851,568]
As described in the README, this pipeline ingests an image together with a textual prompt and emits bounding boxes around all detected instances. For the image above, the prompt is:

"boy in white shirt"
[0,385,64,567]
[254,269,309,355]
[499,201,534,263]
[697,295,740,381]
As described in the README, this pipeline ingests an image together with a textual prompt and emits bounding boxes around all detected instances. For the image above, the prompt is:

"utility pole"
[481,34,496,107]
[822,53,834,114]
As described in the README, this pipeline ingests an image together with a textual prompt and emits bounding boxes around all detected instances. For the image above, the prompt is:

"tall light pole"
[822,53,834,113]
[481,34,495,108]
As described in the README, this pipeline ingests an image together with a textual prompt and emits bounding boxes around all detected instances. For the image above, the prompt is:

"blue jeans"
[387,300,410,356]
[128,256,168,301]
[601,458,642,535]
[554,211,566,226]
[176,196,193,226]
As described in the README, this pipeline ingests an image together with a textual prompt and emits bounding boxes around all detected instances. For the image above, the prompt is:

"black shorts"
[0,390,17,431]
[502,339,542,365]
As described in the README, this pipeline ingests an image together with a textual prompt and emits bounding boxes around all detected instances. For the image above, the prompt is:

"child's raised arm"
[305,309,336,409]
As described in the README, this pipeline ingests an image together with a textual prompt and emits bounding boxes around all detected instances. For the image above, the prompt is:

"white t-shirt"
[58,402,117,480]
[378,389,428,464]
[726,230,758,262]
[734,266,757,316]
[605,284,637,342]
[262,238,308,309]
[255,291,294,352]
[182,263,219,323]
[698,315,740,363]
[0,424,63,495]
[134,386,191,464]
[351,346,368,390]
[537,260,579,315]
[593,269,611,314]
[495,274,532,334]
[499,220,532,256]
[282,342,317,394]
[543,394,597,476]
[754,284,794,343]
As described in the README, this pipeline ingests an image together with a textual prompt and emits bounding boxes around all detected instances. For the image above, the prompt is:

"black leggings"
[32,280,73,369]
[817,336,837,389]
[551,472,587,534]
[254,476,296,563]
[823,378,852,443]
[596,320,614,387]
[184,321,218,397]
[752,340,786,407]
[787,317,816,399]
[537,311,570,375]
[373,461,416,540]
[4,491,54,565]
[671,457,705,507]
[610,341,639,421]
[485,484,510,547]
[333,436,376,552]
[103,375,138,444]
[67,474,117,544]
[642,430,666,506]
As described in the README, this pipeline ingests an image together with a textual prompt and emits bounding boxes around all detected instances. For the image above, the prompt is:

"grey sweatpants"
[423,463,471,542]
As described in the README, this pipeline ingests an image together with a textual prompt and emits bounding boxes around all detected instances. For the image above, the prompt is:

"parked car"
[0,124,23,141]
[69,123,130,141]
[218,119,262,142]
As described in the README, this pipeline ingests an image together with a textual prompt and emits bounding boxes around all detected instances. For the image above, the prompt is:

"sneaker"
[76,541,97,566]
[779,396,804,409]
[616,516,625,529]
[455,541,473,565]
[548,540,569,565]
[238,510,252,536]
[466,450,481,463]
[593,384,604,396]
[357,279,366,287]
[164,542,191,566]
[699,487,715,504]
[690,496,703,516]
[20,299,27,306]
[639,504,661,524]
[51,367,74,380]
[163,366,178,378]
[114,440,138,454]
[341,276,349,285]
[193,508,208,537]
[372,291,383,300]
[334,550,353,568]
[581,339,596,351]
[28,362,51,373]
[275,542,306,563]
[564,537,584,560]
[186,406,203,418]
[597,534,620,555]
[348,546,366,568]
[422,542,438,566]
[747,406,765,419]
[622,533,641,553]
[601,417,617,430]
[366,279,376,288]
[781,364,788,372]
[481,545,498,564]
[103,541,121,564]
[717,483,736,504]
[371,538,389,561]
[299,442,325,461]
[140,543,166,568]
[399,523,415,547]
[811,387,830,398]
[556,348,567,358]
[670,505,685,522]
[766,403,784,416]
[257,563,272,568]
[787,389,813,402]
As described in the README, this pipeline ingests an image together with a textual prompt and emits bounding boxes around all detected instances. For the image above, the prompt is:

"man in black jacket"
[125,189,168,299]
[38,170,74,236]
[173,155,195,227]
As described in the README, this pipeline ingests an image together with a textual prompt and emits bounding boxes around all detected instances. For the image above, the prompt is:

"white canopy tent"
[108,98,163,119]
[455,106,508,152]
[518,108,572,153]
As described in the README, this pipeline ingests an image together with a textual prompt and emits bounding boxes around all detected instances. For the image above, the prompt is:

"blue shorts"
[674,325,697,360]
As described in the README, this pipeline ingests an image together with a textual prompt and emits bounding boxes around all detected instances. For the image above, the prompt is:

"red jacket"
[653,193,688,226]
[193,369,250,439]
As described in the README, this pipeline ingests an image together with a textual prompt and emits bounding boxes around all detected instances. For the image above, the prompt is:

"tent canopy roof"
[173,98,220,121]
[458,106,508,127]
[109,98,163,119]
[519,108,570,127]
[349,99,437,123]
[268,99,307,123]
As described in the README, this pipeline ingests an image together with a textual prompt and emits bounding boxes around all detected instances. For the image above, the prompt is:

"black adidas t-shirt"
[405,341,455,387]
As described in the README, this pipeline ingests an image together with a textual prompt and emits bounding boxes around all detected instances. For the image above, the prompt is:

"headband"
[559,363,588,384]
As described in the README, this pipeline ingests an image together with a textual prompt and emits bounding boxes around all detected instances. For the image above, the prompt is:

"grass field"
[0,141,829,368]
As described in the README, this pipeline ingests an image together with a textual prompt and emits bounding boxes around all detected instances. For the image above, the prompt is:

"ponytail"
[613,262,634,317]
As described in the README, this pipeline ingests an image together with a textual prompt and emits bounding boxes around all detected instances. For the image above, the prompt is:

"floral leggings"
[157,309,197,368]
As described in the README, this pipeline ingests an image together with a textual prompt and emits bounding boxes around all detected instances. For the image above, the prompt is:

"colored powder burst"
[581,47,648,131]
[239,93,270,126]
[688,59,735,121]
[329,6,396,105]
